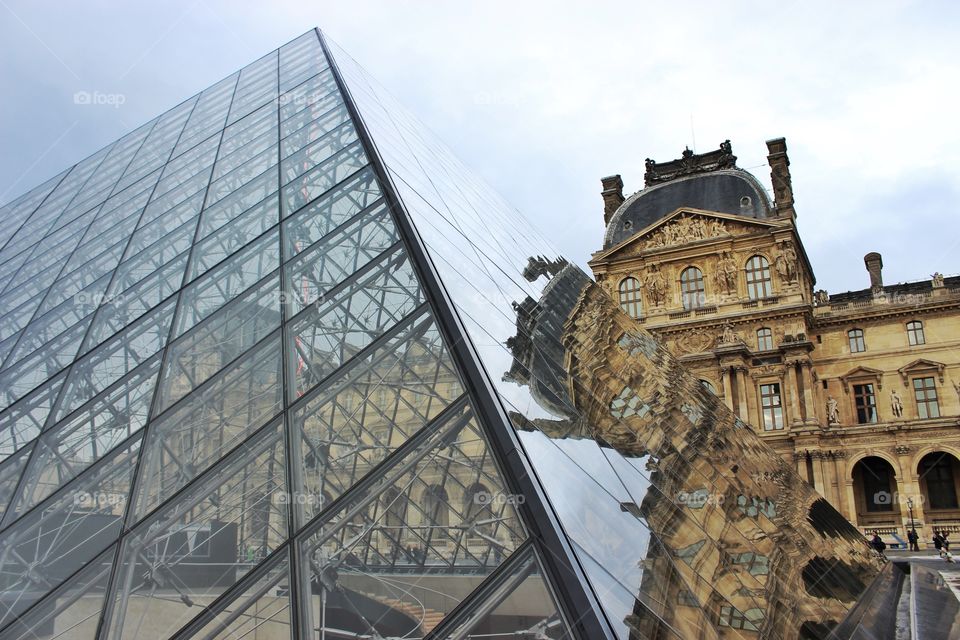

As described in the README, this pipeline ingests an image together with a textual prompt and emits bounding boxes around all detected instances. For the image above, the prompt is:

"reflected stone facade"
[0,29,880,640]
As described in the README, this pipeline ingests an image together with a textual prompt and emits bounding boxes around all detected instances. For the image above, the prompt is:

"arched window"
[745,255,772,300]
[618,277,643,319]
[423,485,449,527]
[848,328,866,353]
[699,380,716,394]
[756,328,773,351]
[907,320,925,346]
[680,267,706,310]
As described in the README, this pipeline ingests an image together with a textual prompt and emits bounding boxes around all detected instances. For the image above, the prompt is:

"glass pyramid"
[0,29,880,639]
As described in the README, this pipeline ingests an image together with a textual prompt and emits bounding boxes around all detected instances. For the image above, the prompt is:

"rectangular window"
[759,383,783,431]
[756,328,773,351]
[853,383,878,424]
[913,377,940,419]
[848,329,865,353]
[907,321,925,346]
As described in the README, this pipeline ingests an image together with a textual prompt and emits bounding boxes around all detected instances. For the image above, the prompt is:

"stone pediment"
[840,366,885,392]
[898,358,946,384]
[595,208,782,262]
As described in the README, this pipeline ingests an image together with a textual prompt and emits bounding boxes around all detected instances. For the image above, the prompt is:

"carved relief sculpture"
[717,322,742,346]
[932,272,945,288]
[891,389,904,418]
[826,397,841,425]
[814,289,829,306]
[647,215,727,250]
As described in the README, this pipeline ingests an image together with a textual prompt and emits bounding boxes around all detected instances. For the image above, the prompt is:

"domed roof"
[604,169,772,249]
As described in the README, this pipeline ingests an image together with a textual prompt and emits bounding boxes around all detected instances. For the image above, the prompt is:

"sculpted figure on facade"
[714,251,739,294]
[932,272,945,288]
[775,241,799,283]
[717,322,741,346]
[814,289,829,306]
[826,397,841,425]
[644,264,667,306]
[891,389,904,418]
[647,215,727,250]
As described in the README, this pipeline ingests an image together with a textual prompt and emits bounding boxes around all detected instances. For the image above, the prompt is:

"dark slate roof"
[828,276,960,304]
[604,170,773,249]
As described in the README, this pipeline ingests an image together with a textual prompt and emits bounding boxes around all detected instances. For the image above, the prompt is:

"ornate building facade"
[590,139,960,546]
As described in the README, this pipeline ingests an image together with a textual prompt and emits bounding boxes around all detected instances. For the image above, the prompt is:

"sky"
[1,0,958,295]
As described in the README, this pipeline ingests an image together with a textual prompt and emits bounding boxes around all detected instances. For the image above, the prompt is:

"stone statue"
[814,289,829,306]
[775,242,798,283]
[714,251,739,294]
[717,323,740,345]
[826,397,840,425]
[932,272,945,288]
[644,265,667,306]
[954,381,960,402]
[891,389,904,418]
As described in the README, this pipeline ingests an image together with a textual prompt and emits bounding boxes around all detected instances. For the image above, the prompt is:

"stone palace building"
[589,139,960,546]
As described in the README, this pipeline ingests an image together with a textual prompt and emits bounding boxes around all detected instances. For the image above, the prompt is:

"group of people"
[869,529,955,562]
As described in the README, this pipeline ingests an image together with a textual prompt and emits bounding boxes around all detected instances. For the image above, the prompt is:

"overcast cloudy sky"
[1,1,957,294]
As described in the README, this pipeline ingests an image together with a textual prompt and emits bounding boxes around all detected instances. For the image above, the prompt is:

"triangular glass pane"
[182,552,292,640]
[291,308,463,526]
[103,419,287,640]
[0,543,116,640]
[0,443,32,516]
[297,401,526,638]
[441,549,573,640]
[0,435,141,628]
[134,332,283,521]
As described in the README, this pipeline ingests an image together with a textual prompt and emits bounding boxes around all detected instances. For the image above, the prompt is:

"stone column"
[721,366,735,412]
[844,479,860,532]
[895,445,926,539]
[786,362,803,426]
[801,361,818,425]
[810,451,827,496]
[736,366,750,422]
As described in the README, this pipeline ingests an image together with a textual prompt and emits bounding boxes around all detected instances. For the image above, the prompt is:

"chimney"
[765,138,796,220]
[601,175,624,226]
[864,252,883,290]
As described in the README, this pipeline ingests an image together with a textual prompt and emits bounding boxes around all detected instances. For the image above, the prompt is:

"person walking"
[908,528,920,552]
[934,530,944,556]
[871,531,887,559]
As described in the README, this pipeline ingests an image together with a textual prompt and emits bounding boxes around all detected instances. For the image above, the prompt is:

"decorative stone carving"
[643,264,667,306]
[826,397,841,425]
[814,289,829,306]
[646,214,728,249]
[643,141,738,186]
[890,389,904,418]
[522,255,567,282]
[932,272,945,288]
[895,445,911,455]
[714,251,739,295]
[954,381,960,403]
[676,328,714,355]
[775,241,799,283]
[716,323,742,346]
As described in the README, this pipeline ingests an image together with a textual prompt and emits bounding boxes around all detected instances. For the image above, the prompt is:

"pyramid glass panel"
[0,28,883,640]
